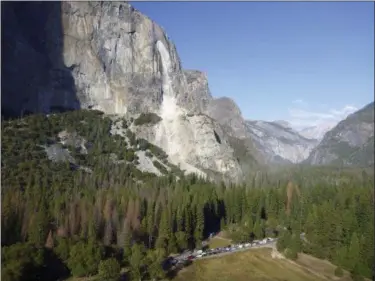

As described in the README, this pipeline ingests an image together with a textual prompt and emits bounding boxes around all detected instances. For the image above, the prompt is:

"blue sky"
[131,2,374,129]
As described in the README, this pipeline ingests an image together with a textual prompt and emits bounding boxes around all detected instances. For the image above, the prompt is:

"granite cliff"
[2,1,259,182]
[306,102,374,167]
[245,120,319,164]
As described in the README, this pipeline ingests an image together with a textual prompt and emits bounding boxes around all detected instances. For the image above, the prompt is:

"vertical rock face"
[306,102,374,166]
[1,2,80,117]
[245,120,319,164]
[179,70,213,114]
[206,97,264,170]
[2,1,252,181]
[207,97,249,139]
[1,1,185,116]
[60,1,185,114]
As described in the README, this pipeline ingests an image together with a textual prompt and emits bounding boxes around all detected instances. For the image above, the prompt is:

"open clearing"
[173,248,354,281]
[64,247,368,281]
[208,236,232,249]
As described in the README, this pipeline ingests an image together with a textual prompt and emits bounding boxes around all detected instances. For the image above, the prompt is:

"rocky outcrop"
[207,97,248,139]
[206,97,264,169]
[131,113,242,181]
[306,102,374,166]
[179,70,213,114]
[245,120,318,164]
[2,1,250,181]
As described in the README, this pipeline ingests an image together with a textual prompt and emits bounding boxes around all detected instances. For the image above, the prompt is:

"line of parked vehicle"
[195,237,276,259]
[165,237,277,269]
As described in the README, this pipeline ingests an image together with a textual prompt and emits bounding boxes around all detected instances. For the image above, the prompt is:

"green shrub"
[153,160,168,175]
[67,240,104,277]
[149,144,168,160]
[125,150,135,162]
[1,243,45,281]
[54,237,71,262]
[137,138,150,151]
[98,258,121,281]
[134,113,162,126]
[334,266,344,277]
[126,130,137,146]
[284,248,298,260]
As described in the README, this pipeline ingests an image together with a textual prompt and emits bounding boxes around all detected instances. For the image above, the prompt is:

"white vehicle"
[197,250,203,255]
[238,245,243,249]
[245,243,251,247]
[196,254,203,258]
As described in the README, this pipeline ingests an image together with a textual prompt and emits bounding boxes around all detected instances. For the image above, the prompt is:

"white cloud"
[287,102,358,130]
[292,99,307,106]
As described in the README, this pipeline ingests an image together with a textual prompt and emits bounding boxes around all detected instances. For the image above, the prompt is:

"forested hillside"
[1,111,374,281]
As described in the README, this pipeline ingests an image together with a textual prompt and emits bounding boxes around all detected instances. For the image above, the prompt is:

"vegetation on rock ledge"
[134,112,162,126]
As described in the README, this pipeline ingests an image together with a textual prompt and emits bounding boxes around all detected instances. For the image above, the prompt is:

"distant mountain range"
[298,122,336,140]
[245,102,374,166]
[305,102,374,167]
[245,120,318,164]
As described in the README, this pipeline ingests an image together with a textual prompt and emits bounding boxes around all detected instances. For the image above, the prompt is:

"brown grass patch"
[173,248,329,281]
[208,237,231,249]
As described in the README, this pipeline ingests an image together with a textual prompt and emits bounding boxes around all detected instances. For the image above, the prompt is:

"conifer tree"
[28,205,49,247]
[130,243,146,281]
[155,209,169,249]
[347,232,360,272]
[253,219,262,239]
[194,205,204,247]
[146,248,166,281]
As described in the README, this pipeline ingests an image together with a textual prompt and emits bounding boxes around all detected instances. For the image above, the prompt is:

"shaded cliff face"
[1,1,80,117]
[306,102,374,167]
[1,1,183,116]
[2,1,249,181]
[245,120,318,164]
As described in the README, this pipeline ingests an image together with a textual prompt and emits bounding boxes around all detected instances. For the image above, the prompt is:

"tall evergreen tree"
[129,243,146,281]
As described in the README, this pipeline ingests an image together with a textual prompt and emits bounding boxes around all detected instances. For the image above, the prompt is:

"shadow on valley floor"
[1,1,80,120]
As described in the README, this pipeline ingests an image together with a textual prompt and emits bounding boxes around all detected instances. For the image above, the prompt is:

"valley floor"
[172,248,355,281]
